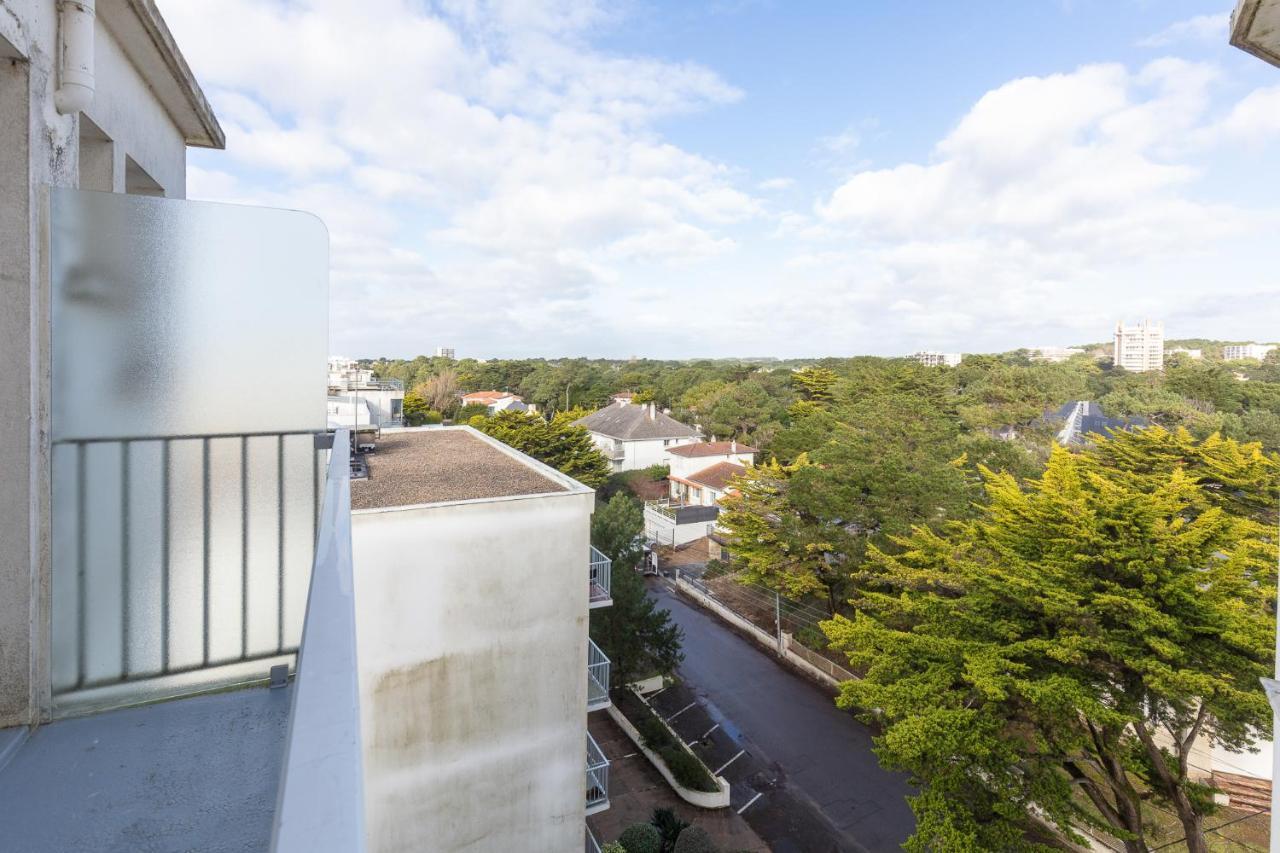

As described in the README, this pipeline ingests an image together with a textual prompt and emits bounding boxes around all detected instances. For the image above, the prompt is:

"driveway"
[650,580,917,852]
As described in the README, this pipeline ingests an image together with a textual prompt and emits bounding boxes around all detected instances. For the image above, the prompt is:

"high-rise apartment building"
[436,346,456,359]
[1112,320,1164,372]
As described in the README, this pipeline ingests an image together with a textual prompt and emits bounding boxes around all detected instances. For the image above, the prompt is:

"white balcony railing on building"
[271,428,365,852]
[586,825,602,853]
[645,499,679,521]
[589,545,612,606]
[586,731,610,814]
[587,638,611,710]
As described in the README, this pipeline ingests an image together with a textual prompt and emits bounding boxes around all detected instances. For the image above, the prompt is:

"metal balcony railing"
[645,499,679,521]
[586,732,610,814]
[587,638,611,710]
[589,545,612,607]
[586,825,602,853]
[50,429,325,713]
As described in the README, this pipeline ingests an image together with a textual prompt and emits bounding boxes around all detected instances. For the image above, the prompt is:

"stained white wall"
[0,0,199,726]
[351,487,595,853]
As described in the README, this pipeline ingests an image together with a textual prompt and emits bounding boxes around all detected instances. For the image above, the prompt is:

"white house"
[665,440,757,506]
[574,401,699,472]
[327,357,404,427]
[461,389,529,413]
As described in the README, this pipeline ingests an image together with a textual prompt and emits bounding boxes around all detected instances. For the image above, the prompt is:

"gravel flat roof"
[350,429,567,510]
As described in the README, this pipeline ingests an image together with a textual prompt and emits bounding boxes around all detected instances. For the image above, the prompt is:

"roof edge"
[1230,0,1280,68]
[102,0,225,149]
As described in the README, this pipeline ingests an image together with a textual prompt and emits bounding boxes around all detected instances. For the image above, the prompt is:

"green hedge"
[623,696,719,793]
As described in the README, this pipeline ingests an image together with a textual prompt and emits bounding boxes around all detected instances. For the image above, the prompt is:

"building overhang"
[1231,0,1280,68]
[99,0,225,148]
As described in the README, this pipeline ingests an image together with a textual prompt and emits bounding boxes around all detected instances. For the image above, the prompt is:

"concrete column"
[0,53,35,728]
[77,131,123,192]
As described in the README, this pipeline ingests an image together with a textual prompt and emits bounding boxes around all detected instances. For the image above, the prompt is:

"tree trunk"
[1132,720,1209,853]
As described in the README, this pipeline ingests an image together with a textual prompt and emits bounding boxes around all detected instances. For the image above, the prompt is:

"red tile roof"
[686,461,748,492]
[462,390,521,403]
[665,440,757,458]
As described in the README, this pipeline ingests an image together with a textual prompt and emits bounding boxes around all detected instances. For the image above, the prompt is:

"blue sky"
[162,0,1280,359]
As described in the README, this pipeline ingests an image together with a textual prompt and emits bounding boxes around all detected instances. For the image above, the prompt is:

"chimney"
[731,439,737,453]
[647,402,656,419]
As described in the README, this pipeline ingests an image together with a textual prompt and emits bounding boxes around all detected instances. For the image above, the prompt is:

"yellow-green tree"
[824,432,1277,853]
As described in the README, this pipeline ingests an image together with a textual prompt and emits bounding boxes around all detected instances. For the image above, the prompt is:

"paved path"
[651,581,917,852]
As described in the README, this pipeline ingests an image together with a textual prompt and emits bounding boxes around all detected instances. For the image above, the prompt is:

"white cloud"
[1137,13,1227,48]
[162,2,1280,358]
[799,59,1276,354]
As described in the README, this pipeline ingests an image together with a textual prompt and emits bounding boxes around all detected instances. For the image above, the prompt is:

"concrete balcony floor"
[0,685,291,852]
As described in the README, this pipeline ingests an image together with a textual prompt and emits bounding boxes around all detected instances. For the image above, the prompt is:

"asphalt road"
[650,581,917,852]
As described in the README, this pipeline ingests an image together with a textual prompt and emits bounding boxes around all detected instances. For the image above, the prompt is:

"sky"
[160,0,1280,360]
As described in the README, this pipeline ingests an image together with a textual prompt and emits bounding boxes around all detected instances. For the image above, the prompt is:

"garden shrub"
[617,822,662,853]
[650,807,689,851]
[673,826,717,853]
[658,746,718,793]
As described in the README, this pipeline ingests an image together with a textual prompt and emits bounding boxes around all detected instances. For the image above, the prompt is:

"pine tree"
[824,433,1278,853]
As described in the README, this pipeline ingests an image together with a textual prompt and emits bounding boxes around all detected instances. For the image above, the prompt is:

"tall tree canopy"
[589,494,683,686]
[823,431,1278,853]
[470,410,611,488]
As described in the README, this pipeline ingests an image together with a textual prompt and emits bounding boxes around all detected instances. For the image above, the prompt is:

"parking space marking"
[666,701,698,722]
[714,749,746,776]
[699,723,720,740]
[737,792,764,814]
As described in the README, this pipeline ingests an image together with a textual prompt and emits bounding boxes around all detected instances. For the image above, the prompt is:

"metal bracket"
[269,663,290,689]
[313,431,334,450]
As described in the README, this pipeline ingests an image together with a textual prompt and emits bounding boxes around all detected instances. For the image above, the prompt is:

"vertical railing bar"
[241,435,249,661]
[161,440,171,673]
[75,442,87,689]
[312,443,320,546]
[277,434,285,653]
[202,437,211,667]
[120,440,131,678]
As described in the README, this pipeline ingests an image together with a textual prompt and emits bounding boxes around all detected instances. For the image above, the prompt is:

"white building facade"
[1031,346,1085,363]
[0,0,223,730]
[911,351,963,367]
[350,428,608,852]
[575,402,700,473]
[1223,343,1277,361]
[328,357,404,427]
[1113,320,1164,372]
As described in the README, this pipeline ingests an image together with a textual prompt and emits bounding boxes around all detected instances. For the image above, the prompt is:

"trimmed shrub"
[421,409,443,425]
[618,822,662,853]
[658,746,718,793]
[673,826,717,853]
[636,714,673,751]
[602,844,626,853]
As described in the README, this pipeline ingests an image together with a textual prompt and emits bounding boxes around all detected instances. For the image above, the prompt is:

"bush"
[659,746,718,793]
[673,826,716,853]
[617,822,662,853]
[421,409,443,425]
[602,844,626,853]
[651,807,689,851]
[642,463,670,481]
[457,402,490,421]
[636,714,673,751]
